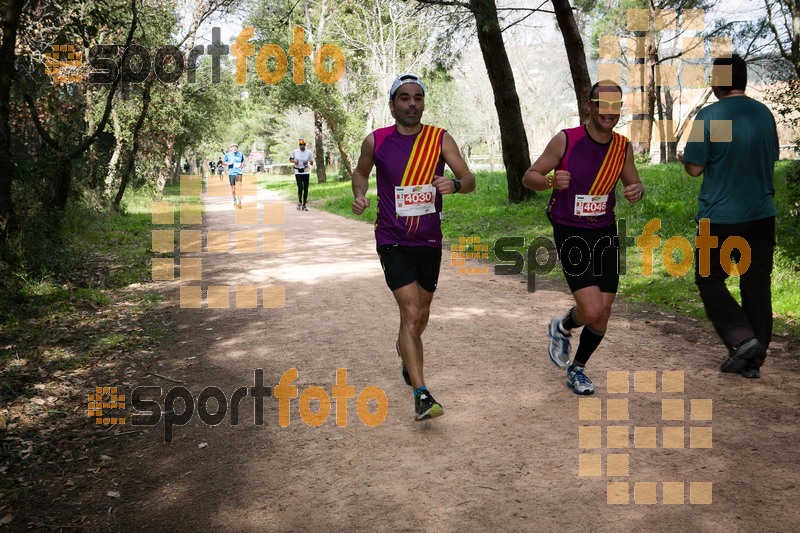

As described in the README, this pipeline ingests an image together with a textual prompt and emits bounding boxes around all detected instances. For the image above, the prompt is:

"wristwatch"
[451,179,462,193]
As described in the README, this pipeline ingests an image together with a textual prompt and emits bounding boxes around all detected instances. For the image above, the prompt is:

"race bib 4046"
[574,194,608,217]
[395,184,436,216]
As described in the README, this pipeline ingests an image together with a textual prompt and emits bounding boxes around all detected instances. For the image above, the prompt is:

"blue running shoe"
[547,317,571,369]
[567,365,595,395]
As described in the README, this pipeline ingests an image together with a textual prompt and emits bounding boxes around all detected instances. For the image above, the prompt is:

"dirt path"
[98,184,800,531]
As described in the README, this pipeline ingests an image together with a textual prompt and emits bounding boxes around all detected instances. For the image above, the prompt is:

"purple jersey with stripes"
[547,125,623,229]
[373,125,446,247]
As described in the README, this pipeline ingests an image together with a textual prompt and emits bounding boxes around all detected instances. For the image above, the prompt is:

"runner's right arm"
[522,131,570,191]
[352,134,376,215]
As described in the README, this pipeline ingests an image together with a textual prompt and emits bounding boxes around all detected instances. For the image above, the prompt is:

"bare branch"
[415,0,471,10]
[21,91,60,150]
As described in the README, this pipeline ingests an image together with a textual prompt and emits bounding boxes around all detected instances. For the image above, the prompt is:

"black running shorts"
[552,222,620,293]
[376,245,442,293]
[228,174,243,187]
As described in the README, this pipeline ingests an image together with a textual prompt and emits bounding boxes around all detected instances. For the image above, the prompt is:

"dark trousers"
[295,174,310,204]
[694,216,775,366]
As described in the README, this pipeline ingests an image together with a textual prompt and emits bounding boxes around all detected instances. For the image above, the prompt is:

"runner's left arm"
[432,132,475,194]
[619,143,644,203]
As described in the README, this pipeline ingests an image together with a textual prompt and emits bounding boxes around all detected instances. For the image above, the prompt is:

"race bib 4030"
[395,184,436,216]
[574,194,608,217]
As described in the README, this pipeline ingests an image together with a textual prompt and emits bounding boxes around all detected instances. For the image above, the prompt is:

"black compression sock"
[573,325,605,367]
[561,307,582,333]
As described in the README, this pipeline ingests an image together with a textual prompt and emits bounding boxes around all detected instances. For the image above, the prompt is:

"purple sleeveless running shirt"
[547,126,628,229]
[373,125,446,247]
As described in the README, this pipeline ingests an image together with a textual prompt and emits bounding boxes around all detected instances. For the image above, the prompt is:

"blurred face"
[389,84,424,128]
[588,87,623,132]
[231,145,238,153]
[299,142,306,151]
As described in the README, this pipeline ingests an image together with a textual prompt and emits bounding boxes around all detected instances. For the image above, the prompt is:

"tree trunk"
[114,84,152,207]
[656,84,666,163]
[155,135,175,195]
[21,0,137,213]
[85,100,102,190]
[172,151,182,184]
[0,0,25,245]
[314,111,326,183]
[321,112,354,180]
[664,88,677,162]
[105,108,124,197]
[336,141,354,180]
[52,154,73,210]
[470,0,532,203]
[551,0,592,124]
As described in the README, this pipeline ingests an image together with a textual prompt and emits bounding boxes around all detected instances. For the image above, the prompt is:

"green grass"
[261,164,800,338]
[0,183,175,400]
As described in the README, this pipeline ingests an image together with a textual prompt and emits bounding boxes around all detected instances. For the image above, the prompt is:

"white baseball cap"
[230,143,238,148]
[389,73,425,101]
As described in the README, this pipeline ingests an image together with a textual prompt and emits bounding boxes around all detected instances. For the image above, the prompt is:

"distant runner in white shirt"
[290,138,314,211]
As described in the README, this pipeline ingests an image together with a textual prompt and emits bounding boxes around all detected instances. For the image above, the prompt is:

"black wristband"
[451,179,462,193]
